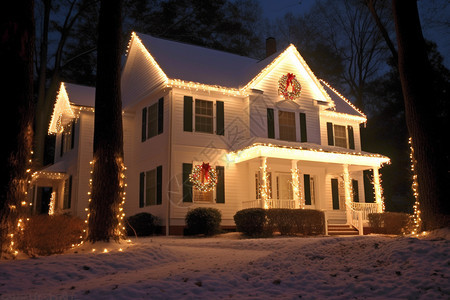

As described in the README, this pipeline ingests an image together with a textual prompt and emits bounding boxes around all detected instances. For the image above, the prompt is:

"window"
[278,111,296,141]
[255,171,272,199]
[326,122,355,149]
[195,99,214,133]
[142,97,164,142]
[139,166,162,207]
[60,121,75,156]
[147,103,158,139]
[182,163,225,203]
[63,176,72,209]
[334,125,347,148]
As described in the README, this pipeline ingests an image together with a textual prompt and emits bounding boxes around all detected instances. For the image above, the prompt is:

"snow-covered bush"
[234,208,269,237]
[17,214,84,257]
[125,212,160,236]
[368,212,412,234]
[185,207,222,236]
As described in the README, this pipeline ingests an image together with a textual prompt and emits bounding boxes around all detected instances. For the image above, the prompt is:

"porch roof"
[226,142,390,167]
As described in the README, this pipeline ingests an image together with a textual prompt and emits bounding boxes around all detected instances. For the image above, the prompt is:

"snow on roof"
[136,32,258,88]
[319,80,366,118]
[64,82,96,107]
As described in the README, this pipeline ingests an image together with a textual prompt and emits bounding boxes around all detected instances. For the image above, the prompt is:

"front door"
[276,173,294,208]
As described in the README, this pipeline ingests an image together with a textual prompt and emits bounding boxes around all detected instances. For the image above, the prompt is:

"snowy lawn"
[1,230,449,299]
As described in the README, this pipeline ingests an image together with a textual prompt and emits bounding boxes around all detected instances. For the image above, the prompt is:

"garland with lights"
[189,163,217,192]
[409,138,421,236]
[278,73,302,100]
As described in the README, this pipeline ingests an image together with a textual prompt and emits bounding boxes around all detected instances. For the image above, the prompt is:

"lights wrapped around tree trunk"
[189,163,217,192]
[409,137,421,236]
[278,73,302,100]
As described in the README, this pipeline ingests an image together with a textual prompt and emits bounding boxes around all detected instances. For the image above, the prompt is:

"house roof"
[64,82,95,107]
[136,33,258,89]
[319,80,366,118]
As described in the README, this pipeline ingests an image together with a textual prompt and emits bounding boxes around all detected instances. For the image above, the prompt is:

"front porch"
[228,142,390,235]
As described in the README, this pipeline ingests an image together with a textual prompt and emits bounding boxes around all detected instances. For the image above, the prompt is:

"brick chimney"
[266,37,276,58]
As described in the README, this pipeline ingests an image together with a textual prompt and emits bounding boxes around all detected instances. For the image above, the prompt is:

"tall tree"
[0,1,35,254]
[392,0,450,230]
[87,0,124,242]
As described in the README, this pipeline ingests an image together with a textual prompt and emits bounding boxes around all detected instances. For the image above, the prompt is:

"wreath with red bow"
[189,163,218,192]
[278,73,302,100]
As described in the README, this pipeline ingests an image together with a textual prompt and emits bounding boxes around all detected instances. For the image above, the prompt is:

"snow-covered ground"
[1,229,449,299]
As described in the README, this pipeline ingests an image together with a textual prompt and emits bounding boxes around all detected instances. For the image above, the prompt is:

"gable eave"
[48,82,75,134]
[241,44,334,107]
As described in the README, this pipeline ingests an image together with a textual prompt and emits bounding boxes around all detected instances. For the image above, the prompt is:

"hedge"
[234,208,325,237]
[368,212,413,235]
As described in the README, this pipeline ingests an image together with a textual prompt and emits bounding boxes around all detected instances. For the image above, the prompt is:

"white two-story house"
[31,32,390,235]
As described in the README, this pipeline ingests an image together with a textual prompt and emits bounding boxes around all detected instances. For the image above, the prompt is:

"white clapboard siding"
[121,37,167,109]
[250,53,322,144]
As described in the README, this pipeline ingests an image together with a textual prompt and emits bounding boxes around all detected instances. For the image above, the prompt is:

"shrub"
[185,207,222,236]
[368,212,412,235]
[234,208,269,237]
[234,208,325,237]
[292,209,325,235]
[125,213,160,236]
[17,214,84,257]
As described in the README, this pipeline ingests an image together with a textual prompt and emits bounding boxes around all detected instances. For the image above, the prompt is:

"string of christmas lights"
[409,137,421,236]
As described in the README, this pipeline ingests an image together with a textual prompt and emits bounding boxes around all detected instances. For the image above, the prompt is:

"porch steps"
[327,224,359,236]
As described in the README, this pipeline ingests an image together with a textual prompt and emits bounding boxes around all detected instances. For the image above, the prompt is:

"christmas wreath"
[278,73,302,100]
[189,162,218,192]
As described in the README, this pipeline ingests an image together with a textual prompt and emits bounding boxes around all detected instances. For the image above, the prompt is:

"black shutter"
[347,125,355,149]
[352,179,359,202]
[267,108,275,138]
[216,101,224,136]
[300,113,307,142]
[156,166,162,205]
[158,97,164,135]
[216,166,225,203]
[182,163,193,202]
[71,121,75,149]
[183,96,193,132]
[142,107,147,142]
[327,122,334,146]
[304,174,311,205]
[67,175,72,209]
[139,172,145,208]
[331,178,339,209]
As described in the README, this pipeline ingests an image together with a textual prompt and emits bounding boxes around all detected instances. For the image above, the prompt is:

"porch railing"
[347,202,379,235]
[242,199,297,209]
[350,202,378,221]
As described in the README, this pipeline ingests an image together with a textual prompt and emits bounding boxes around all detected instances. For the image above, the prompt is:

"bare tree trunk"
[0,0,35,254]
[88,0,123,242]
[392,0,450,230]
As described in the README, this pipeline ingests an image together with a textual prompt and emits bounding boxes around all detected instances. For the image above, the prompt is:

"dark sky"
[259,0,450,68]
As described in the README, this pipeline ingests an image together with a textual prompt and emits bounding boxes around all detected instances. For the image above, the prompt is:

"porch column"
[260,157,269,209]
[372,167,383,213]
[291,160,301,209]
[343,164,352,223]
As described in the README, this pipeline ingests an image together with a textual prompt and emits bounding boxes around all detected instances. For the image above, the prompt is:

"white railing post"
[358,210,364,235]
[323,210,328,235]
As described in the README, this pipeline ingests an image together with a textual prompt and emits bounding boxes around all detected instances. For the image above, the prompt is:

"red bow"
[201,162,211,181]
[286,73,295,89]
